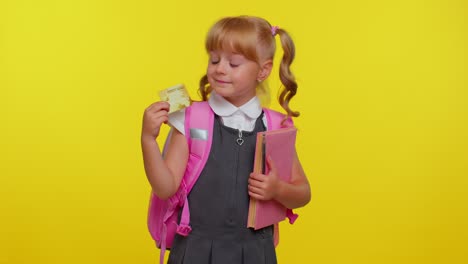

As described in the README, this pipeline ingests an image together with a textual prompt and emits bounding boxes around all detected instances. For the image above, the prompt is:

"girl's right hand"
[141,101,170,141]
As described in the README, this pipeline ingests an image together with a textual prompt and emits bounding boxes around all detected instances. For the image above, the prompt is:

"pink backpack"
[147,101,298,263]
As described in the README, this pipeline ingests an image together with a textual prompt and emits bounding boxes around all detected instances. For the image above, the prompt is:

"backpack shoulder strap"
[183,101,214,191]
[263,108,294,130]
[150,102,215,264]
[176,101,214,237]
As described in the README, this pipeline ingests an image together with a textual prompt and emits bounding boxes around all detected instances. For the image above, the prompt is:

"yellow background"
[1,0,467,263]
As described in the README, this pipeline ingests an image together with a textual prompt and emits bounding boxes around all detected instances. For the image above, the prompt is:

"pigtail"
[198,74,210,101]
[276,28,300,118]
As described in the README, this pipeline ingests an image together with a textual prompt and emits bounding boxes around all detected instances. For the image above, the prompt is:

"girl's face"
[207,50,262,107]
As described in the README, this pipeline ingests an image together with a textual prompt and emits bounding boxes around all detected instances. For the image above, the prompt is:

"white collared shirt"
[168,92,267,135]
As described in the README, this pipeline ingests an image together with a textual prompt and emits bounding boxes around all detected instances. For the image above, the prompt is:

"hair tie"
[271,26,279,36]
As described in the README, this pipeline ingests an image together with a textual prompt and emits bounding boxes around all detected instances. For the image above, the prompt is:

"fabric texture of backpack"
[147,101,298,264]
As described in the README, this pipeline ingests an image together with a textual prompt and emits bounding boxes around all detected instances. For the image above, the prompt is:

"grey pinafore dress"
[168,113,277,264]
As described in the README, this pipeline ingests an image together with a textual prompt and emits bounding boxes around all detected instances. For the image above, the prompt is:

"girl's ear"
[257,59,273,82]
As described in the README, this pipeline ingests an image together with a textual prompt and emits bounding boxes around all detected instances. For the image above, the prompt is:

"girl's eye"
[230,60,241,67]
[210,59,220,64]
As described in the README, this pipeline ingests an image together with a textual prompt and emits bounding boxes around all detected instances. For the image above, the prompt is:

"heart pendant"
[237,138,244,145]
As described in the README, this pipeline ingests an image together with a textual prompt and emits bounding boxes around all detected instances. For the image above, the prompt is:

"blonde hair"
[199,15,300,118]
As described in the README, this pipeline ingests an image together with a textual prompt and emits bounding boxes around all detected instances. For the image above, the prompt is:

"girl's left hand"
[248,156,280,201]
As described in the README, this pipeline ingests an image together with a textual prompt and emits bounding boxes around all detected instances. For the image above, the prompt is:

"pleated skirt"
[167,225,276,264]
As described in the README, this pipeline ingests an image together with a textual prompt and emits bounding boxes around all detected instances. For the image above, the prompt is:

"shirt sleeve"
[168,109,186,136]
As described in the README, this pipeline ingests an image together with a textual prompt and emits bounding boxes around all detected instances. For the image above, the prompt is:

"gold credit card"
[158,84,191,113]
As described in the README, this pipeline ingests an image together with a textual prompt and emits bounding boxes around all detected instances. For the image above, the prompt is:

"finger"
[145,107,168,119]
[148,106,169,119]
[248,191,264,200]
[248,176,265,186]
[143,111,166,126]
[152,115,169,126]
[153,102,170,113]
[248,181,266,192]
[147,101,170,112]
[248,185,264,196]
[248,179,261,188]
[150,110,169,120]
[249,172,265,182]
[249,190,268,201]
[146,115,167,129]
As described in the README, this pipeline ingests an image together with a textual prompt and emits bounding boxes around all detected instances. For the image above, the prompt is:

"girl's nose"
[215,61,228,74]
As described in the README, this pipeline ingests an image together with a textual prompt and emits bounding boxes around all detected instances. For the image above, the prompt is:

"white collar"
[208,92,262,119]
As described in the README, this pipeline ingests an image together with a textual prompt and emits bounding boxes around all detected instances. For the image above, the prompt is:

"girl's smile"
[213,79,232,84]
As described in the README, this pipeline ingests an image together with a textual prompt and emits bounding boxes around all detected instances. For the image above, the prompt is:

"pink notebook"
[247,126,297,230]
